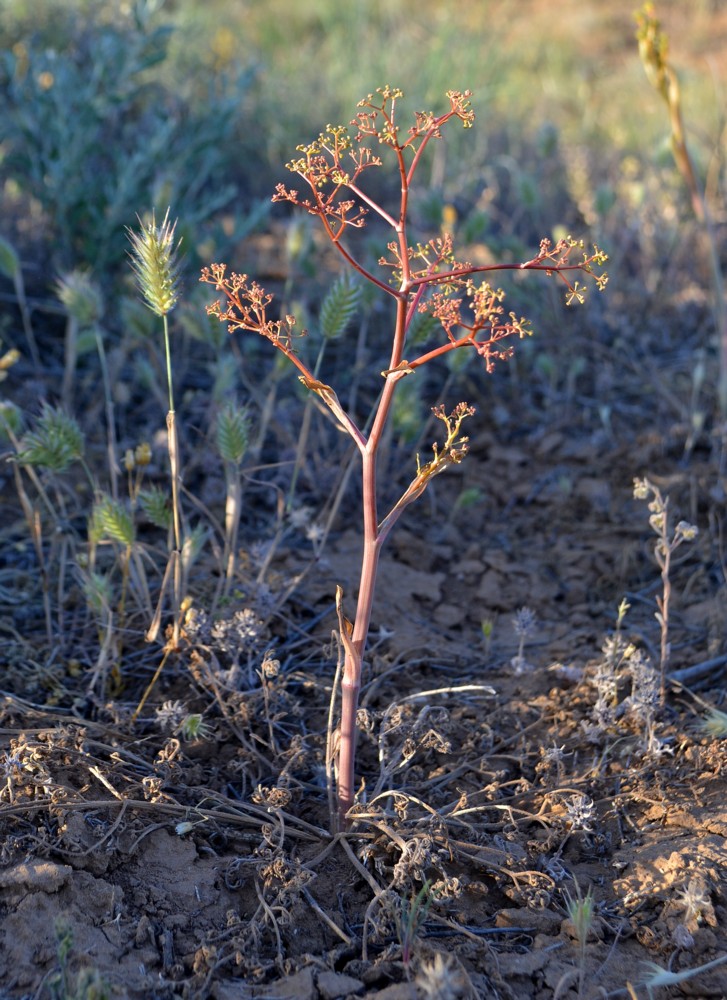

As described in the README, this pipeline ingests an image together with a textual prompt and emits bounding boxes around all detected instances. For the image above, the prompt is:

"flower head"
[127,209,181,317]
[513,606,537,638]
[56,270,104,326]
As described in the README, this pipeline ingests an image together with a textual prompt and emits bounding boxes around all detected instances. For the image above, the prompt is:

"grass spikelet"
[127,209,181,318]
[138,486,173,530]
[701,707,727,739]
[91,496,135,547]
[216,401,250,465]
[18,405,84,472]
[0,234,20,280]
[55,270,104,327]
[319,273,360,340]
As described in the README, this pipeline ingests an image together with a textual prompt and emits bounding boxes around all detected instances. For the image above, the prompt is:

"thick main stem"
[337,447,380,827]
[336,300,408,828]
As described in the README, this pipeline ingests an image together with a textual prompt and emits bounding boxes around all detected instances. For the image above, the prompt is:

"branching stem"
[201,87,607,830]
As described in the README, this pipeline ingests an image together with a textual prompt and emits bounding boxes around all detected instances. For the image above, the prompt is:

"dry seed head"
[702,707,727,738]
[127,209,181,317]
[563,883,596,944]
[678,877,711,927]
[415,952,463,1000]
[260,650,280,679]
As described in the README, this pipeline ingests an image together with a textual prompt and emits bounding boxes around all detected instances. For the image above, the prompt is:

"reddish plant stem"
[336,295,409,827]
[202,92,607,831]
[337,449,379,826]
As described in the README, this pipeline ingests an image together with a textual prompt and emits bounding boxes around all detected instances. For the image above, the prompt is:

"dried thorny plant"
[202,86,608,830]
[633,477,698,702]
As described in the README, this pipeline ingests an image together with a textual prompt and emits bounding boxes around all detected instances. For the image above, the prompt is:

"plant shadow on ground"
[1,4,727,1000]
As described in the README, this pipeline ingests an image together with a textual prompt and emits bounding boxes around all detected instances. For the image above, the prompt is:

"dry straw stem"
[202,86,607,830]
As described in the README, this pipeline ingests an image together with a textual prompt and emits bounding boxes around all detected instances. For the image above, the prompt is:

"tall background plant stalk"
[202,88,608,829]
[636,3,727,419]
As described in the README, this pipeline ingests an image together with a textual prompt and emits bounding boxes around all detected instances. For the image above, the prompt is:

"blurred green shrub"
[0,1,250,278]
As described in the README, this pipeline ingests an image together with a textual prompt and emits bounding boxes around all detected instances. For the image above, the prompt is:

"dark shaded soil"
[1,377,726,999]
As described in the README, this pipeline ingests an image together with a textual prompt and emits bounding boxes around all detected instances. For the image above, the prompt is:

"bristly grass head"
[56,270,104,327]
[127,209,181,317]
[18,404,84,473]
[90,495,135,548]
[216,401,250,466]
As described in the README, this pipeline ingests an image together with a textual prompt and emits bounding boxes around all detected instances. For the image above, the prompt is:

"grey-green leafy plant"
[0,2,243,276]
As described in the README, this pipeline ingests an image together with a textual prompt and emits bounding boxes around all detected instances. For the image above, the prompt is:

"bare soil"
[1,353,726,999]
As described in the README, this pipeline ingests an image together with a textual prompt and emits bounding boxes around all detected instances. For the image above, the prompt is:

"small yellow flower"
[135,441,152,466]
